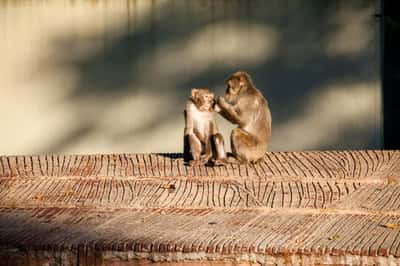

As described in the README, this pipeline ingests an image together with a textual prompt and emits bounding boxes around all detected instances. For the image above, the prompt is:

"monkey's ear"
[191,88,199,99]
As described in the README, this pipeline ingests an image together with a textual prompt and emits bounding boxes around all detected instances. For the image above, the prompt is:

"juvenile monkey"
[217,71,272,163]
[183,88,227,166]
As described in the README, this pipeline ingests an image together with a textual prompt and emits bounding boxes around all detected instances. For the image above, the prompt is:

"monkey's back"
[243,87,272,144]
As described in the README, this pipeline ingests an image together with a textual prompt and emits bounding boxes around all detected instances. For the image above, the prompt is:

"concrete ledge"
[0,151,399,265]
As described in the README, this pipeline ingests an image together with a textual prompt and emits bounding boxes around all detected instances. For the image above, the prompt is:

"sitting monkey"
[183,88,227,166]
[217,71,272,163]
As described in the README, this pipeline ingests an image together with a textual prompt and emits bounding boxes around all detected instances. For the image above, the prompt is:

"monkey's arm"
[200,120,218,163]
[184,103,195,135]
[184,104,196,162]
[200,136,213,163]
[217,97,244,125]
[183,109,191,161]
[210,119,219,135]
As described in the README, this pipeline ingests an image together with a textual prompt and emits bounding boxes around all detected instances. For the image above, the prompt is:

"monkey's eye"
[230,86,239,94]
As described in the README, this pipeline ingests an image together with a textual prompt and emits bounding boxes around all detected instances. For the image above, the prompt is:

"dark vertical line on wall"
[222,0,227,25]
[376,0,384,149]
[381,0,386,148]
[126,0,136,61]
[126,0,131,33]
[210,0,216,59]
[102,0,108,64]
[211,0,216,24]
[236,0,241,24]
[209,0,217,77]
[150,0,157,50]
[379,0,385,150]
[383,0,400,149]
[133,0,137,29]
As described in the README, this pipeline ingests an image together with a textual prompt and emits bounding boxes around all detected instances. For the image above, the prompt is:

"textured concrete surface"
[0,151,400,265]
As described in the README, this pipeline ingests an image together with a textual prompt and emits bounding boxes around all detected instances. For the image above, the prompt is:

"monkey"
[183,88,227,166]
[216,71,272,164]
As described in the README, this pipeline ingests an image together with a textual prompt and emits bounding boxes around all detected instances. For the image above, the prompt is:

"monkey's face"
[225,75,244,103]
[191,88,215,112]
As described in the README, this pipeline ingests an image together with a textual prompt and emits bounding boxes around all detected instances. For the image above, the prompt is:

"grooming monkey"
[217,71,272,163]
[183,88,227,166]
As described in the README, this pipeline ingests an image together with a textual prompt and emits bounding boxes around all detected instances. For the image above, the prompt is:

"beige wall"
[0,0,381,155]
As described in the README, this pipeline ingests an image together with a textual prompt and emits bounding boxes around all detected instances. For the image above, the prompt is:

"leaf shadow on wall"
[37,0,380,153]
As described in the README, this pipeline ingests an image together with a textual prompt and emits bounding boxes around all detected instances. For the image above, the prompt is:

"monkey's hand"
[213,103,221,113]
[217,96,230,110]
[188,154,212,167]
[217,96,242,125]
[200,154,212,164]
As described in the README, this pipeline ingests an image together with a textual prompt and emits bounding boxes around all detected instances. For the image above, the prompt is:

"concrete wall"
[0,0,381,155]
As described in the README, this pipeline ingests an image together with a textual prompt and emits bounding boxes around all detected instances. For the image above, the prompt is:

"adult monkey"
[217,71,272,163]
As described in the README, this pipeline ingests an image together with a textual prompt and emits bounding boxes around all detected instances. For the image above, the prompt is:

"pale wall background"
[0,0,381,155]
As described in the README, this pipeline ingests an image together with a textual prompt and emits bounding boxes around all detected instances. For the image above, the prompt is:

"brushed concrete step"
[0,151,399,265]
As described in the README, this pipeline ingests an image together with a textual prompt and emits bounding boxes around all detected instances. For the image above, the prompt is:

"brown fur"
[217,71,272,163]
[183,88,227,166]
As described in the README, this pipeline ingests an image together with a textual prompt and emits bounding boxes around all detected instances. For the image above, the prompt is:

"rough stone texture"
[0,151,400,265]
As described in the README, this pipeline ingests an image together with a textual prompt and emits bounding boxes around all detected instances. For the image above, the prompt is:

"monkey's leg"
[212,133,228,165]
[187,134,203,166]
[199,137,213,165]
[231,128,265,163]
[183,134,192,162]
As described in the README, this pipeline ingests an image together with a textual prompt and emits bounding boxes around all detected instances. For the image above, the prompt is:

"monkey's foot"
[213,158,228,166]
[225,156,243,164]
[188,159,207,167]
